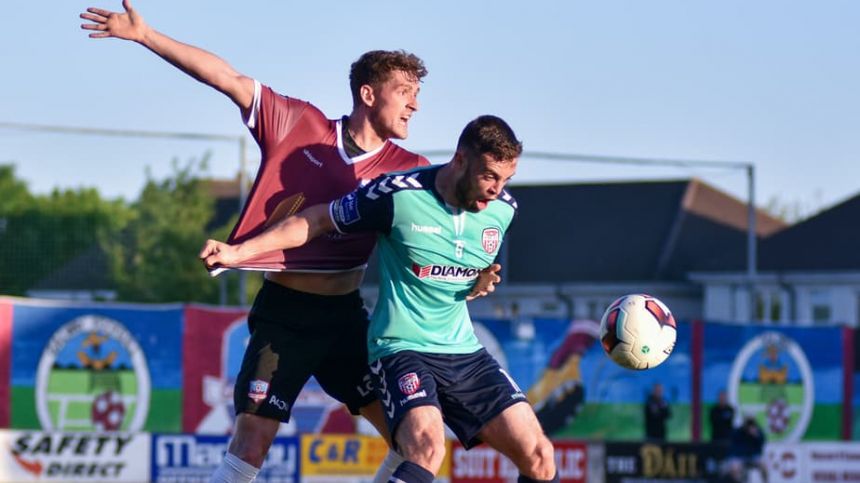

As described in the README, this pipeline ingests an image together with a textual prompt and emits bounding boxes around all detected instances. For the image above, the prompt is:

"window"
[809,289,832,324]
[587,300,600,320]
[770,295,783,323]
[753,288,785,323]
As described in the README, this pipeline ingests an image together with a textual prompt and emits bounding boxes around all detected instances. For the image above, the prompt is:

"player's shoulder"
[485,188,517,228]
[383,142,431,168]
[496,188,518,212]
[362,165,437,200]
[259,81,321,116]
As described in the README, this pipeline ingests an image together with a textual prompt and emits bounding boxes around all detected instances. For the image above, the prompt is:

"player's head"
[350,50,427,140]
[451,115,522,212]
[742,413,758,429]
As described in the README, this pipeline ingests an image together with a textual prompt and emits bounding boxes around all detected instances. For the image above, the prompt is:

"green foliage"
[1,157,243,303]
[106,155,225,303]
[208,212,264,305]
[764,192,824,223]
[0,165,131,295]
[0,165,33,212]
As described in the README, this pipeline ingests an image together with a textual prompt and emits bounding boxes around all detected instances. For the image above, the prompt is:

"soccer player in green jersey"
[201,115,559,483]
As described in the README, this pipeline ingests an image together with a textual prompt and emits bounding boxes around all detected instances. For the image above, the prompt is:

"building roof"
[206,177,244,231]
[29,244,113,291]
[693,191,860,275]
[757,192,860,271]
[503,179,784,283]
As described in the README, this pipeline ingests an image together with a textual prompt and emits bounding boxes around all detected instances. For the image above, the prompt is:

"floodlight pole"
[0,121,250,306]
[238,136,249,306]
[746,164,757,321]
[421,149,758,321]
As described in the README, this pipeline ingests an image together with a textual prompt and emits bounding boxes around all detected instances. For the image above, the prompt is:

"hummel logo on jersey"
[302,148,323,168]
[366,173,422,200]
[412,263,479,282]
[411,223,441,234]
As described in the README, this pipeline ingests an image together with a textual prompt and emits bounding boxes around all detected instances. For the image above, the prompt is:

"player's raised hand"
[467,263,502,301]
[198,239,243,270]
[80,0,148,42]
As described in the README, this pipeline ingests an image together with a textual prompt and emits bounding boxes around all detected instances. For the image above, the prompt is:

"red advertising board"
[182,305,249,433]
[0,300,11,427]
[450,440,586,483]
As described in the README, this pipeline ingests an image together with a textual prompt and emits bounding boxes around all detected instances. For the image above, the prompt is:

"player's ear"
[453,150,466,169]
[359,84,375,107]
[454,150,473,175]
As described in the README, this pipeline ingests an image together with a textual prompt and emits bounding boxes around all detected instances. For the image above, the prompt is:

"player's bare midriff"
[266,269,365,296]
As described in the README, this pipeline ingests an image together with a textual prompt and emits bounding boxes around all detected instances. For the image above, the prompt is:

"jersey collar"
[336,117,387,165]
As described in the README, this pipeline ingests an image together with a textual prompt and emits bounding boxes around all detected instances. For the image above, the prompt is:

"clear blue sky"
[4,0,859,216]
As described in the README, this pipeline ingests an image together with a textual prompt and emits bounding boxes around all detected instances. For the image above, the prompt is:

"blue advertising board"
[151,434,299,483]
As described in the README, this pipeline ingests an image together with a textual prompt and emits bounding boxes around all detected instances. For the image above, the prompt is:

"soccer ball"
[91,390,125,431]
[599,294,677,370]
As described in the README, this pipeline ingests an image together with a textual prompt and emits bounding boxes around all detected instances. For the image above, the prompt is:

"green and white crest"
[35,315,150,431]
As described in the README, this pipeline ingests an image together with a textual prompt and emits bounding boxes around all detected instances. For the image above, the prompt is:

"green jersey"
[329,165,517,361]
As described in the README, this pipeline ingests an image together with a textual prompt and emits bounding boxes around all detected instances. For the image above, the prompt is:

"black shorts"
[233,280,376,422]
[370,349,528,449]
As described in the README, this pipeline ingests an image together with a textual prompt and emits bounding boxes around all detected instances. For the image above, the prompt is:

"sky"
[3,0,859,216]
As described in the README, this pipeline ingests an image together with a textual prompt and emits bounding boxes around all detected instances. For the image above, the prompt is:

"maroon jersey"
[225,80,428,272]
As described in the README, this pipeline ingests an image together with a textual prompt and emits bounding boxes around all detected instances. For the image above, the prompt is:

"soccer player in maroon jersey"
[81,2,500,482]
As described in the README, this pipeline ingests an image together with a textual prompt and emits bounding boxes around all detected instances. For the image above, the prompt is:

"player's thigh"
[233,314,329,422]
[313,303,376,415]
[369,351,443,452]
[436,349,527,449]
[478,401,546,458]
[358,400,392,445]
[395,405,447,467]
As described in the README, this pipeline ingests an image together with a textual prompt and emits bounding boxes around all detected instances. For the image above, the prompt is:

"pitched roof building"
[692,193,860,325]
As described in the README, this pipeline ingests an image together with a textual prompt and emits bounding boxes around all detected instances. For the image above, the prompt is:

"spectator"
[724,415,768,483]
[644,383,671,441]
[710,390,735,442]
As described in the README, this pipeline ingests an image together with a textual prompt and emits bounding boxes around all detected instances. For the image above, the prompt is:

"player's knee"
[228,427,274,468]
[226,444,267,469]
[521,436,556,480]
[399,429,446,473]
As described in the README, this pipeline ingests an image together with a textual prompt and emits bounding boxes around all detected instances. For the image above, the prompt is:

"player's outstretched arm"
[199,203,335,269]
[466,263,502,301]
[80,0,254,112]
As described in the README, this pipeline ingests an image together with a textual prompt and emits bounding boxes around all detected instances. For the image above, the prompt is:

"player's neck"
[344,113,386,152]
[435,163,462,209]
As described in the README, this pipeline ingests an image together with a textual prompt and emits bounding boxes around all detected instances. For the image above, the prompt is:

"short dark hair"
[349,50,427,105]
[456,115,523,162]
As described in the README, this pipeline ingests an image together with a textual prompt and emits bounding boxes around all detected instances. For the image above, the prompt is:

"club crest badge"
[248,379,269,402]
[398,372,421,396]
[482,227,501,254]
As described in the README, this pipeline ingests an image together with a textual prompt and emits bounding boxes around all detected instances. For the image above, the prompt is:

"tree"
[208,212,264,305]
[106,155,228,303]
[0,165,131,295]
[0,165,33,213]
[764,192,824,223]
